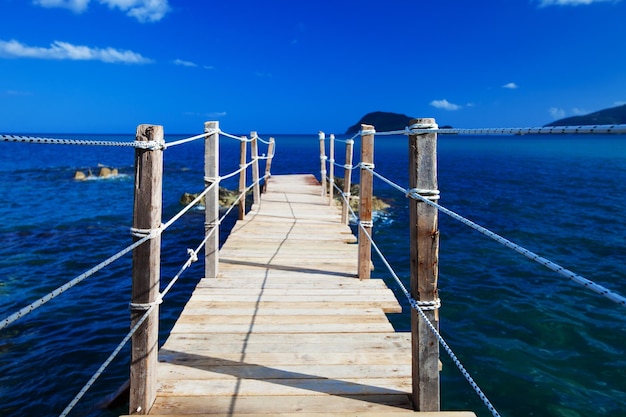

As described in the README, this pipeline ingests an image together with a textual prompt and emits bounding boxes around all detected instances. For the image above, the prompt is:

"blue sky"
[1,0,625,134]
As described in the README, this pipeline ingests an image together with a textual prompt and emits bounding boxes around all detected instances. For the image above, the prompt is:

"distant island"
[346,111,452,134]
[545,104,626,126]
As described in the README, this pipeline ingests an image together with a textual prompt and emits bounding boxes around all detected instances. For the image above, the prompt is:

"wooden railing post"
[238,136,247,220]
[341,138,354,225]
[328,134,335,205]
[408,117,440,411]
[263,137,275,193]
[204,122,219,279]
[130,124,164,414]
[358,124,374,280]
[250,131,261,206]
[319,131,327,197]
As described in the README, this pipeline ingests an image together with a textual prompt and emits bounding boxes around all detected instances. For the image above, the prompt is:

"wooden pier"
[125,174,475,416]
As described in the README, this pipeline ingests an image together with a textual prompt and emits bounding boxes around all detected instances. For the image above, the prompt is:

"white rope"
[59,304,155,417]
[412,191,626,307]
[164,132,211,148]
[0,134,163,149]
[0,234,152,331]
[219,130,254,142]
[436,124,626,135]
[365,166,626,308]
[161,181,218,231]
[343,192,500,417]
[256,135,272,145]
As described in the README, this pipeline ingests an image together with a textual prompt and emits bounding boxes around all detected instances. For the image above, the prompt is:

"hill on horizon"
[545,104,626,126]
[345,111,415,135]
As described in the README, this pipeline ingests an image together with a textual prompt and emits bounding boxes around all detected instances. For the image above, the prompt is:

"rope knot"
[406,188,440,201]
[187,248,198,263]
[129,297,163,311]
[412,298,441,311]
[130,225,163,239]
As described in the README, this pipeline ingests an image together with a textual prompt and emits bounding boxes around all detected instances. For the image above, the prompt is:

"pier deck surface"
[130,174,475,416]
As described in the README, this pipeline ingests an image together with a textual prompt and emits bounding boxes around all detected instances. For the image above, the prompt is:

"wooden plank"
[140,174,475,417]
[148,394,415,415]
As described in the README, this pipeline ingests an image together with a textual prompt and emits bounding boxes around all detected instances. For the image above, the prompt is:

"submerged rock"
[180,188,244,208]
[328,177,390,211]
[73,166,119,180]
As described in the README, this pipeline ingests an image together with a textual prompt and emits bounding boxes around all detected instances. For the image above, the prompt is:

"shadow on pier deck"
[123,174,475,416]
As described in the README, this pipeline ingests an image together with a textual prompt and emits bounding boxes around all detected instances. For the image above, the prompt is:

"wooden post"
[408,118,440,411]
[358,124,374,280]
[250,132,261,206]
[319,131,327,197]
[341,138,354,225]
[130,124,164,414]
[204,121,219,280]
[263,137,275,193]
[328,134,335,205]
[238,137,247,220]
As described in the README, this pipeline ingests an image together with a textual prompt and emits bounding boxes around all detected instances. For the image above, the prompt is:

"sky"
[1,0,625,134]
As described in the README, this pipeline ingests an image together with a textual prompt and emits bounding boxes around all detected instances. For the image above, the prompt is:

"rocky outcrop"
[73,166,119,180]
[329,177,390,211]
[180,188,244,208]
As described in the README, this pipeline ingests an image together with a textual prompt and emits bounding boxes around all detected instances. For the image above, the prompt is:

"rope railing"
[1,122,277,416]
[0,126,275,331]
[359,163,626,308]
[59,166,265,417]
[330,179,501,417]
[319,121,625,415]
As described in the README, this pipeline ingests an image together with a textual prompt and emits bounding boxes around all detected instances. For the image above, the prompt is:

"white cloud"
[4,90,34,96]
[537,0,618,6]
[101,0,170,23]
[549,107,566,119]
[0,39,152,64]
[173,59,197,67]
[33,0,90,13]
[502,82,518,89]
[430,99,461,111]
[33,0,170,22]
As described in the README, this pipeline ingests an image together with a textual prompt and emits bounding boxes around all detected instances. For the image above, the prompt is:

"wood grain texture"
[127,174,473,417]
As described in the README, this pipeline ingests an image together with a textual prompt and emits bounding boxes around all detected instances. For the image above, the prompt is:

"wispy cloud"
[502,82,518,89]
[33,0,170,22]
[5,90,34,96]
[173,59,197,67]
[537,0,619,7]
[33,0,89,13]
[549,107,566,119]
[430,99,462,111]
[0,39,152,64]
[184,111,227,119]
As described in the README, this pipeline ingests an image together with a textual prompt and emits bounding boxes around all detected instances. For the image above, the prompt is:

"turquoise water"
[1,133,625,416]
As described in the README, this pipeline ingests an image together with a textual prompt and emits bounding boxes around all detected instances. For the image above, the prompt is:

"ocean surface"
[1,131,625,417]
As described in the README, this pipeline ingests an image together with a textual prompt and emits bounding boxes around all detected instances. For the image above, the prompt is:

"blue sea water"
[1,132,625,417]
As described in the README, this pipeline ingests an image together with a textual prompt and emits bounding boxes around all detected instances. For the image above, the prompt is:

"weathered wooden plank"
[147,394,415,415]
[156,377,412,396]
[171,301,402,314]
[140,174,474,417]
[159,332,410,351]
[158,351,411,367]
[157,363,411,380]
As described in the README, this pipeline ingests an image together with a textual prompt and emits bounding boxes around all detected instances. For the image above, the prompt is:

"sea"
[0,131,625,417]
